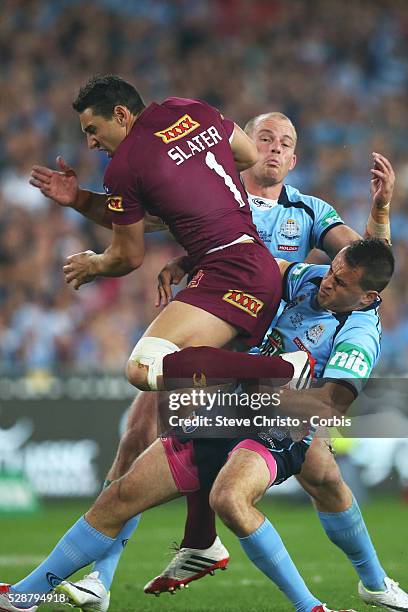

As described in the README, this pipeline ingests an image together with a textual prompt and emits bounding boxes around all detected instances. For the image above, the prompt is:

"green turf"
[1,496,406,611]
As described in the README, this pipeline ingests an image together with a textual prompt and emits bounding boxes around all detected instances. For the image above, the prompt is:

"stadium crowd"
[1,0,408,374]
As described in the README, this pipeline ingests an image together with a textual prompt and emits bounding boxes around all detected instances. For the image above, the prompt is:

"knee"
[126,360,150,391]
[302,464,346,505]
[210,486,248,533]
[127,337,180,391]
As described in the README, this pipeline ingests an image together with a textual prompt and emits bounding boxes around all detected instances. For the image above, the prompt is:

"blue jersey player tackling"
[0,239,398,612]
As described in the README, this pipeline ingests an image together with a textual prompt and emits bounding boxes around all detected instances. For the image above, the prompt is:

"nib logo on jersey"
[328,342,372,377]
[155,114,200,144]
[321,210,342,228]
[223,290,264,318]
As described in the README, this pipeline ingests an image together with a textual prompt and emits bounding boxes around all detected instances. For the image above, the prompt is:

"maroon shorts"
[174,242,282,347]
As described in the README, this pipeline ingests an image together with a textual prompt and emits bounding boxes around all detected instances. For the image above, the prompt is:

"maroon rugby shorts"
[174,242,281,347]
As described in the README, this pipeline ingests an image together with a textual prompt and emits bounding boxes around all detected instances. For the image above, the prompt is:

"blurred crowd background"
[1,0,408,376]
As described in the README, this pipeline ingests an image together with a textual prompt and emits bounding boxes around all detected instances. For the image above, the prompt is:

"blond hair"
[244,112,297,144]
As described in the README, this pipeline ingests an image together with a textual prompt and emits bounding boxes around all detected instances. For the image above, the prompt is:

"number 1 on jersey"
[205,152,246,208]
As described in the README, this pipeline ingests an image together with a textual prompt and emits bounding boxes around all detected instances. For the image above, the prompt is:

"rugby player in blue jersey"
[0,239,396,612]
[143,114,404,611]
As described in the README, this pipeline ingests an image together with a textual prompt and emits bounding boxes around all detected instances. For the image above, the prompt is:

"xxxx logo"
[223,290,264,318]
[155,114,200,144]
[107,196,124,212]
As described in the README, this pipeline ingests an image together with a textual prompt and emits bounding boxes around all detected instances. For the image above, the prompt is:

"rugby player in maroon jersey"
[30,75,311,395]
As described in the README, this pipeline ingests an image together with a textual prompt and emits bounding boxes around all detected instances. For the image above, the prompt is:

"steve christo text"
[168,414,352,429]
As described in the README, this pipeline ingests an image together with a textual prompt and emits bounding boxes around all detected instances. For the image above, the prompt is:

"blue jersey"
[248,184,344,262]
[261,262,381,395]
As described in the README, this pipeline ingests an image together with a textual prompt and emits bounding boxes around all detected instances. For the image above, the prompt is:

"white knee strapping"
[129,336,180,391]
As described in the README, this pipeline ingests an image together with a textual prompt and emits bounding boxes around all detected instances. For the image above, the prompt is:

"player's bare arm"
[365,152,394,244]
[64,220,145,290]
[30,156,112,229]
[321,152,394,259]
[156,255,193,306]
[30,157,168,233]
[278,380,355,421]
[230,123,258,171]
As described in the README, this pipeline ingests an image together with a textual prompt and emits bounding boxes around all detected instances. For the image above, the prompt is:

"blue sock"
[11,516,115,603]
[93,514,141,590]
[318,497,386,591]
[239,518,321,612]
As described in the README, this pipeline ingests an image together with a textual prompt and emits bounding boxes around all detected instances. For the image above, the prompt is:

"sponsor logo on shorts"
[193,372,207,388]
[223,290,264,318]
[107,196,124,212]
[321,210,342,228]
[327,342,372,377]
[155,114,200,144]
[182,410,199,433]
[187,269,204,288]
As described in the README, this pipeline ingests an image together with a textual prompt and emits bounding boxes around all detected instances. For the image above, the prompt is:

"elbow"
[112,248,144,272]
[125,253,144,271]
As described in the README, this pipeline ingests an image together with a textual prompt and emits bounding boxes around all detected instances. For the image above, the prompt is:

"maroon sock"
[163,346,294,390]
[181,488,217,549]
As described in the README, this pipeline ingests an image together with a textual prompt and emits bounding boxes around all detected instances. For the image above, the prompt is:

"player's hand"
[156,256,188,307]
[370,152,395,209]
[30,156,79,207]
[63,250,97,290]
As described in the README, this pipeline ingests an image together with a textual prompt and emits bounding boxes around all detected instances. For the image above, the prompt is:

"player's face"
[318,250,377,312]
[79,108,127,157]
[250,118,297,187]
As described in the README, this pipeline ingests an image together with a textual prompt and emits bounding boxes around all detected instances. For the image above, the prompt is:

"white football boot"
[0,585,38,612]
[281,350,316,390]
[144,536,229,595]
[358,576,408,611]
[55,571,110,612]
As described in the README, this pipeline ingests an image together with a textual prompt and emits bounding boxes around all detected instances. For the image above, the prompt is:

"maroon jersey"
[103,97,259,263]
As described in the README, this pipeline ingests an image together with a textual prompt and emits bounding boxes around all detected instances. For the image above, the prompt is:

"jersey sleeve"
[282,263,328,302]
[310,197,344,249]
[104,158,144,226]
[322,320,381,395]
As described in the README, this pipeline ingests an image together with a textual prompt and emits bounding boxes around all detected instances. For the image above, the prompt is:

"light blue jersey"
[248,184,344,261]
[261,262,381,395]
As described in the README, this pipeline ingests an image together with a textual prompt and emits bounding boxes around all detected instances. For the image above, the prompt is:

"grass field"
[1,495,406,611]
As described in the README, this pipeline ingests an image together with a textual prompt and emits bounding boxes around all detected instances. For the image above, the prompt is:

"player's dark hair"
[72,75,145,118]
[344,238,394,293]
